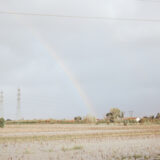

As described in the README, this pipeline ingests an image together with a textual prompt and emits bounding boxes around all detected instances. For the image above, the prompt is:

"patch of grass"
[72,145,83,150]
[48,149,54,152]
[23,149,32,154]
[133,154,142,160]
[61,147,69,152]
[144,155,150,159]
[61,145,83,152]
[0,129,160,143]
[121,155,127,160]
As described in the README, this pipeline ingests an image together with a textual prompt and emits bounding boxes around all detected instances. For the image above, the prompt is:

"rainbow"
[15,16,96,116]
[34,31,96,115]
[3,9,160,118]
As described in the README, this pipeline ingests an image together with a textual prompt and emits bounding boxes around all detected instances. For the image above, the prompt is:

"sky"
[0,0,160,119]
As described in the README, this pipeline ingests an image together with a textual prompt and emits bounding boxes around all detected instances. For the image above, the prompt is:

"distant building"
[136,117,141,122]
[123,117,141,122]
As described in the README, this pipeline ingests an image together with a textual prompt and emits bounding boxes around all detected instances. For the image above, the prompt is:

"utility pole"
[16,88,21,120]
[0,91,4,118]
[123,111,126,118]
[128,111,134,117]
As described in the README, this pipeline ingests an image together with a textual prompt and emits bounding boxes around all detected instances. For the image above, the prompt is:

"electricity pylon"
[0,91,3,118]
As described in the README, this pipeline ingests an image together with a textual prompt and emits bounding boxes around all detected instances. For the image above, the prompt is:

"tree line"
[0,108,160,128]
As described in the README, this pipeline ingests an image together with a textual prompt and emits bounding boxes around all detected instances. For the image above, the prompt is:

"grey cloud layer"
[0,0,160,119]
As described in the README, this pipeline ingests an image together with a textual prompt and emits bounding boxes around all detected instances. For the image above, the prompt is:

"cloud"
[0,0,160,119]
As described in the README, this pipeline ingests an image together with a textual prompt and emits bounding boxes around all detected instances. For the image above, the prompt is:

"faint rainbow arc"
[9,13,96,116]
[28,27,96,116]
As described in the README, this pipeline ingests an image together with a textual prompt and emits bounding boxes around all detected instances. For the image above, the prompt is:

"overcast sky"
[0,0,160,119]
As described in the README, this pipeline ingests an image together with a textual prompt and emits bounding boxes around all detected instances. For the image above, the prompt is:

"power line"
[0,11,160,22]
[137,0,160,3]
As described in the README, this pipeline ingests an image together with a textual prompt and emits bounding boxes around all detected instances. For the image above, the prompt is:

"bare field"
[0,124,160,160]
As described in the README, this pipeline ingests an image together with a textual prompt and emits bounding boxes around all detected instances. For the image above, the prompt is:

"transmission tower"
[16,88,21,120]
[0,91,4,118]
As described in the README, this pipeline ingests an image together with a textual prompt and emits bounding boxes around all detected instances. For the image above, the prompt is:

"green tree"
[106,112,114,122]
[110,108,122,119]
[0,118,5,128]
[106,108,124,123]
[156,113,160,119]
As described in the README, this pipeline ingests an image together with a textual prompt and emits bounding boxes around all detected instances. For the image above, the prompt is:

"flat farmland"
[0,124,160,160]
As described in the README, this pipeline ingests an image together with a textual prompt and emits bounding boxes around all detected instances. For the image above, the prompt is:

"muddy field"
[0,124,160,160]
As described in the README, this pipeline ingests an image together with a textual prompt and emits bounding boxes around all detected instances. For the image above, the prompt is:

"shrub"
[156,113,160,119]
[74,116,82,122]
[83,115,96,123]
[123,120,128,126]
[0,118,5,128]
[96,119,107,125]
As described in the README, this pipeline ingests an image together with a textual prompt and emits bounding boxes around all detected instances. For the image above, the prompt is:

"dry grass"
[0,124,160,160]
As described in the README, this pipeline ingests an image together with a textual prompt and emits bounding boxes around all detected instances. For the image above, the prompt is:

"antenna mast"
[16,88,21,120]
